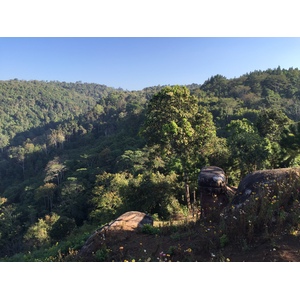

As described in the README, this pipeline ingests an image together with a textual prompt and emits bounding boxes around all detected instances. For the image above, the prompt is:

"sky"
[1,37,300,91]
[1,1,300,91]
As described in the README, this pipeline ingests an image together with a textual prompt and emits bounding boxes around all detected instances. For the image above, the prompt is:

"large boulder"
[198,166,227,192]
[77,211,153,260]
[198,166,234,220]
[232,167,300,206]
[224,168,300,239]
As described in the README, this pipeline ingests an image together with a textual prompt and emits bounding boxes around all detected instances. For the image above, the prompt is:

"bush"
[23,214,60,250]
[121,172,181,220]
[49,216,76,242]
[141,224,160,235]
[94,247,111,262]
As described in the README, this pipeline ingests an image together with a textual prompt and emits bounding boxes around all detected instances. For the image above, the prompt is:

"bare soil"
[74,216,300,262]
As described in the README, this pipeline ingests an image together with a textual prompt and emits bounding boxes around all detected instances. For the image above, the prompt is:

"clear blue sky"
[1,37,300,91]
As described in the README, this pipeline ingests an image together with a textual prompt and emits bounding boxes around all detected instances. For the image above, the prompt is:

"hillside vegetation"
[1,67,300,261]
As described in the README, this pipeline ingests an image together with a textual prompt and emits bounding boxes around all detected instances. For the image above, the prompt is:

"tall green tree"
[0,198,22,256]
[226,119,271,179]
[141,85,217,209]
[280,121,300,167]
[256,108,291,142]
[255,109,291,168]
[120,171,181,219]
[0,134,9,152]
[44,156,67,186]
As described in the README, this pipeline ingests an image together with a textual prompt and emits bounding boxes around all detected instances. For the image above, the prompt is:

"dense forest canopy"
[1,66,300,260]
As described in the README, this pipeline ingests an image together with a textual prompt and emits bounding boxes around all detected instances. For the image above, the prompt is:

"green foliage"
[116,149,149,175]
[59,179,88,225]
[94,247,111,262]
[89,172,130,224]
[121,172,182,219]
[201,74,229,97]
[141,85,198,154]
[34,183,57,213]
[219,234,229,248]
[90,170,183,221]
[0,80,101,141]
[49,216,76,242]
[141,86,217,172]
[0,196,30,256]
[141,224,161,235]
[2,68,300,260]
[23,213,60,249]
[226,118,271,179]
[280,121,300,166]
[256,108,292,142]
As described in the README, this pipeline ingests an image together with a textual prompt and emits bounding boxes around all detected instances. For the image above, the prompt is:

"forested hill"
[1,66,300,261]
[191,67,300,122]
[0,80,114,142]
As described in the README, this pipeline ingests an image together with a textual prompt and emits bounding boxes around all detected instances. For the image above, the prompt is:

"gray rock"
[232,167,300,206]
[198,166,232,220]
[77,211,153,260]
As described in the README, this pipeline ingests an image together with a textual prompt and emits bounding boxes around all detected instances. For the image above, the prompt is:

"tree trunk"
[185,182,191,212]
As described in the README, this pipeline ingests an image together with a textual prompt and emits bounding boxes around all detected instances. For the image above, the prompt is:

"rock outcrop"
[232,167,300,206]
[198,166,235,220]
[77,211,153,260]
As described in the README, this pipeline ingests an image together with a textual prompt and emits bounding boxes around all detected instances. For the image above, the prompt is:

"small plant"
[167,245,177,256]
[151,213,159,221]
[94,247,110,262]
[141,224,160,235]
[219,234,229,248]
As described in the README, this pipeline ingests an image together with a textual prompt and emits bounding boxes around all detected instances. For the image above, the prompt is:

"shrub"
[24,213,60,249]
[219,234,229,248]
[121,172,181,220]
[49,216,76,242]
[141,224,160,235]
[94,247,110,262]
